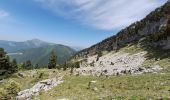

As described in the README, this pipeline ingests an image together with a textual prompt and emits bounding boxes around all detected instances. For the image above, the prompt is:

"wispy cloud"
[0,9,9,20]
[35,0,167,30]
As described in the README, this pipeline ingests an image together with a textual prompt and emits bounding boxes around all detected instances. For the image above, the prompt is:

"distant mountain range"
[0,39,53,53]
[0,39,77,65]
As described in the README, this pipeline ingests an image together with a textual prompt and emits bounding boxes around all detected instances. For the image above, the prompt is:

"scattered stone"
[0,79,5,83]
[16,77,64,100]
[74,52,163,76]
[17,73,26,78]
[30,70,37,77]
[57,99,69,100]
[92,87,98,92]
[88,81,97,90]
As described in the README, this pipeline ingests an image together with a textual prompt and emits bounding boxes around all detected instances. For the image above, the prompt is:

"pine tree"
[63,62,67,71]
[0,48,18,75]
[18,63,25,70]
[35,63,39,69]
[25,60,32,70]
[48,51,57,69]
[0,48,10,70]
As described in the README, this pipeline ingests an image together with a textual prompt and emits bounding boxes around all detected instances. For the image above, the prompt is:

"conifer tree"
[35,63,39,69]
[48,51,57,69]
[25,60,32,70]
[0,48,10,70]
[0,48,18,74]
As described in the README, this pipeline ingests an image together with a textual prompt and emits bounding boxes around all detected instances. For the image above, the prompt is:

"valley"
[0,39,77,66]
[1,40,170,99]
[0,0,170,100]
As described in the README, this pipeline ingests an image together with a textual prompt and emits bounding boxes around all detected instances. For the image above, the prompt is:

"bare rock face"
[16,77,64,100]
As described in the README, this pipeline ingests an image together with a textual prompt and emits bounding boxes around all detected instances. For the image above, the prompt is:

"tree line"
[0,48,80,76]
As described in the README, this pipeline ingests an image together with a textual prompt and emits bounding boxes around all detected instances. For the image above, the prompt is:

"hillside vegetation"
[0,42,170,99]
[75,1,170,58]
[0,1,170,100]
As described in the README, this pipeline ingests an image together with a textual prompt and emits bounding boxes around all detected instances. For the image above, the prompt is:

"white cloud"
[0,10,9,20]
[35,0,167,30]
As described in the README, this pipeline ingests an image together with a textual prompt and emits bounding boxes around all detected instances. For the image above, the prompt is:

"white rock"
[74,51,163,76]
[16,77,64,100]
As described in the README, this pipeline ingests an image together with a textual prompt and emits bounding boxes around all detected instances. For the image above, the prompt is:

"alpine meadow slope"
[0,1,170,100]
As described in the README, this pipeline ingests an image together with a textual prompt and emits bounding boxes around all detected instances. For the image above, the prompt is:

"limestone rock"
[16,77,64,100]
[74,52,163,76]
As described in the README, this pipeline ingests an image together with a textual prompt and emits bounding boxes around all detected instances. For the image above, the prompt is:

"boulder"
[88,80,98,91]
[17,73,25,78]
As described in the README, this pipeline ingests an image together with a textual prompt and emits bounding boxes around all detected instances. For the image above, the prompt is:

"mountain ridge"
[0,39,51,53]
[75,1,170,58]
[0,39,82,52]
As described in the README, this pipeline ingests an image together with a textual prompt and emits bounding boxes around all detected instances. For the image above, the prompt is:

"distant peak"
[30,38,43,42]
[25,38,48,47]
[26,38,46,43]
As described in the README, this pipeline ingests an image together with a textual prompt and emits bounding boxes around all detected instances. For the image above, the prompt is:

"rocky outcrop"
[74,52,163,76]
[155,36,170,50]
[16,77,64,100]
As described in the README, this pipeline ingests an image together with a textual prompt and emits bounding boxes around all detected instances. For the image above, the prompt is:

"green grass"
[1,40,170,99]
[0,69,62,99]
[37,73,170,100]
[119,43,144,54]
[1,68,170,99]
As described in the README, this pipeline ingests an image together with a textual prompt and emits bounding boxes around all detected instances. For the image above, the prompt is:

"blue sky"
[0,0,168,48]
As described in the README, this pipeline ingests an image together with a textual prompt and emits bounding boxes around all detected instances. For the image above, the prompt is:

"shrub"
[2,80,21,99]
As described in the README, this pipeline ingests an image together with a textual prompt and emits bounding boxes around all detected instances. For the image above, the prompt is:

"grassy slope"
[0,69,63,99]
[1,42,170,100]
[37,42,170,100]
[38,73,170,100]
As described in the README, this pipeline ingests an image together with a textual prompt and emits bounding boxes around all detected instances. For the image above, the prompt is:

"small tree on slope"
[48,51,57,69]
